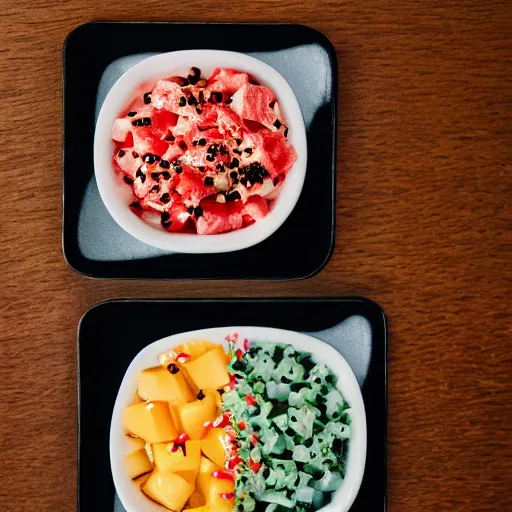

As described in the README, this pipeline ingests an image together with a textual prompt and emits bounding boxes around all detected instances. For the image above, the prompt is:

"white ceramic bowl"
[94,50,308,253]
[110,326,367,512]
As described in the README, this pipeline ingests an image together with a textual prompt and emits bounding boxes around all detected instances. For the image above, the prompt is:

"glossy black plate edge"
[62,21,337,280]
[77,297,386,511]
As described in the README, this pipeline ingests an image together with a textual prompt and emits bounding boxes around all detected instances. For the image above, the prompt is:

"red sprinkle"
[237,420,246,430]
[250,433,259,446]
[213,412,232,429]
[249,459,262,473]
[225,332,238,342]
[245,394,257,406]
[213,470,235,482]
[236,348,243,361]
[227,456,243,470]
[227,374,237,390]
[243,338,250,351]
[176,352,191,363]
[177,433,190,443]
[220,492,235,500]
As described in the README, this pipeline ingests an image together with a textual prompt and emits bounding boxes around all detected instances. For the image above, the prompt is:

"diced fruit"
[207,68,249,94]
[153,440,201,483]
[184,507,209,512]
[230,83,279,130]
[142,471,194,512]
[186,488,207,509]
[257,130,297,178]
[196,457,222,502]
[183,346,231,390]
[195,199,244,235]
[134,472,152,487]
[175,391,217,440]
[201,428,228,467]
[207,475,235,511]
[125,446,152,479]
[170,340,217,362]
[123,402,179,444]
[137,366,194,405]
[242,194,269,222]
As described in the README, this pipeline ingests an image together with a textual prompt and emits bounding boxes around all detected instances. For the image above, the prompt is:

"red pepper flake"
[220,492,235,500]
[236,348,243,361]
[243,338,250,351]
[213,412,232,428]
[176,352,190,363]
[213,470,235,482]
[225,332,238,342]
[177,433,190,444]
[250,433,259,446]
[237,420,246,431]
[245,394,257,406]
[249,459,262,473]
[203,421,213,429]
[227,374,237,390]
[227,456,242,470]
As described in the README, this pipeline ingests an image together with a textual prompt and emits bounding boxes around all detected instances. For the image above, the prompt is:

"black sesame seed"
[219,145,228,155]
[118,149,125,157]
[178,141,188,150]
[151,185,160,193]
[123,176,134,185]
[269,100,276,109]
[187,206,194,214]
[204,176,214,186]
[188,74,199,85]
[151,172,160,180]
[197,389,206,400]
[226,190,241,202]
[196,107,202,115]
[160,193,170,204]
[162,220,172,229]
[132,151,139,158]
[230,171,238,180]
[167,363,180,374]
[240,177,248,186]
[273,177,280,186]
[143,117,152,126]
[273,119,282,129]
[235,138,242,145]
[143,154,156,164]
[165,134,175,142]
[198,138,207,146]
[244,148,253,155]
[206,154,214,162]
[161,171,171,180]
[194,206,203,218]
[187,94,198,106]
[159,160,170,169]
[136,168,144,178]
[191,66,201,77]
[127,111,137,117]
[129,201,141,209]
[216,163,224,171]
[140,174,146,183]
[179,96,186,107]
[214,92,222,103]
[198,166,206,172]
[199,91,205,104]
[233,149,242,155]
[143,92,152,104]
[192,140,198,146]
[225,98,232,104]
[229,158,240,169]
[174,165,183,174]
[132,119,144,127]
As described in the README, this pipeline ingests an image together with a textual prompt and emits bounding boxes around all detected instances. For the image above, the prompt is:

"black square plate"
[78,298,387,511]
[63,22,337,279]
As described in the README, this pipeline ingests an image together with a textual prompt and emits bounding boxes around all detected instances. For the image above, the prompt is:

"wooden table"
[1,1,510,511]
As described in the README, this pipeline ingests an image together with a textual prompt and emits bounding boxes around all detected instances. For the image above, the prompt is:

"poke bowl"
[110,327,366,512]
[94,50,308,253]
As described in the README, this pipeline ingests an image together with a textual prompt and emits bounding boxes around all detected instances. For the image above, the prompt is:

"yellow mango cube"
[207,476,235,511]
[186,488,207,508]
[123,402,179,444]
[201,428,228,467]
[183,346,230,390]
[137,366,194,405]
[175,392,217,440]
[153,440,201,484]
[142,471,194,511]
[125,449,152,480]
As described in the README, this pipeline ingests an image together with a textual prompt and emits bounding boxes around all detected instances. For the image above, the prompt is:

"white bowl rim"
[110,326,367,512]
[94,49,308,253]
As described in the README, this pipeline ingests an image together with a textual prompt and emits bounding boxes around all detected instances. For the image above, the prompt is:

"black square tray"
[78,298,386,511]
[63,22,337,279]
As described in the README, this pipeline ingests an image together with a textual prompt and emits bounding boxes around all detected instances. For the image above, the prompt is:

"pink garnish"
[245,394,257,406]
[227,456,242,470]
[227,373,237,391]
[220,492,235,500]
[213,470,235,482]
[236,348,243,361]
[225,332,238,342]
[238,420,246,430]
[213,412,232,428]
[243,338,250,351]
[176,352,190,363]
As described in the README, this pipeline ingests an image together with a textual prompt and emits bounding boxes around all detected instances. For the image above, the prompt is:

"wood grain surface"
[1,1,511,511]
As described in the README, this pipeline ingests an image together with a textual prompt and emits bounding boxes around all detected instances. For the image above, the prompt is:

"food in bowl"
[111,67,298,235]
[119,334,352,511]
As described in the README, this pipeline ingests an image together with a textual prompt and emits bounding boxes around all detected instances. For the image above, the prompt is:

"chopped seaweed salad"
[224,342,351,511]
